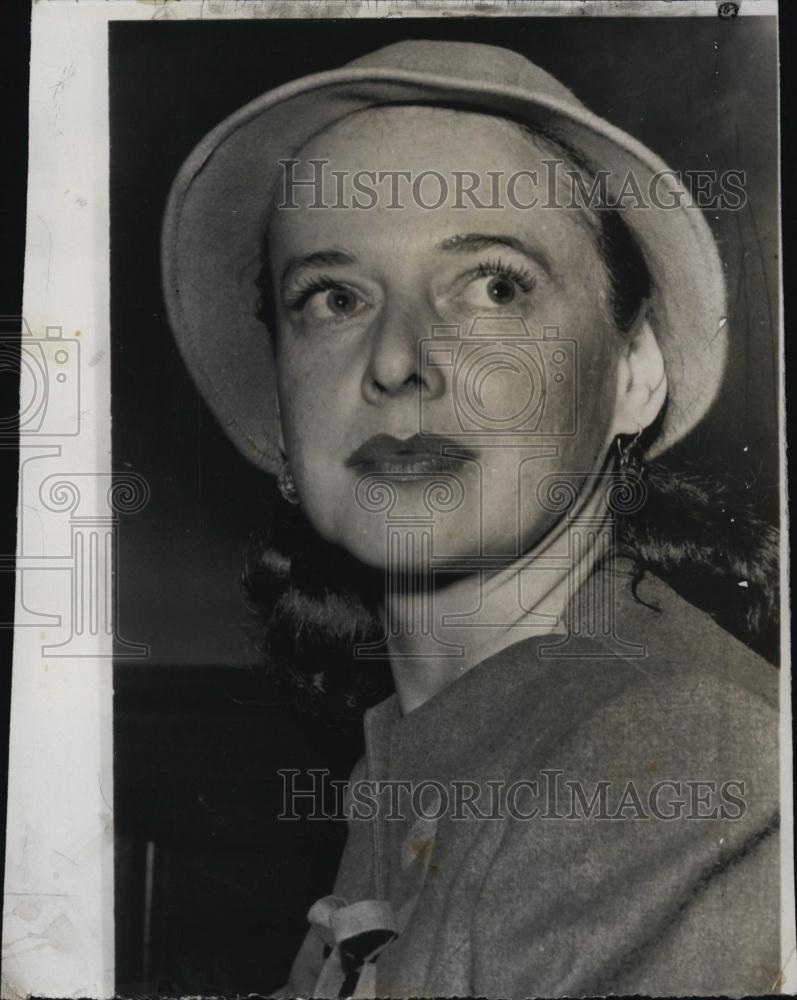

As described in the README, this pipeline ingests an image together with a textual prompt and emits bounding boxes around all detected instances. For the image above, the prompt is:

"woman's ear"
[611,315,668,436]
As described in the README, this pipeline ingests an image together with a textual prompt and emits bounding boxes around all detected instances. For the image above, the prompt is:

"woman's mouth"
[345,433,477,474]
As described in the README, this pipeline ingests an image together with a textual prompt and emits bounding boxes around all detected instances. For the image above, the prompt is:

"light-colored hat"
[162,39,727,471]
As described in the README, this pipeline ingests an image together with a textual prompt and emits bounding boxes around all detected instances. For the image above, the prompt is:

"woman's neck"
[384,478,613,714]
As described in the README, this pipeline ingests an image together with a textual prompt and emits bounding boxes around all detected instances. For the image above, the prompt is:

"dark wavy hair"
[245,118,780,727]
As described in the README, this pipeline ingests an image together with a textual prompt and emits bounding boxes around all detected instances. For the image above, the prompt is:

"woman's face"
[268,106,623,569]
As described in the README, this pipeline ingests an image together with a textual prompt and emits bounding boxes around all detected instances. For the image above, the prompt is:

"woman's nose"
[361,306,445,405]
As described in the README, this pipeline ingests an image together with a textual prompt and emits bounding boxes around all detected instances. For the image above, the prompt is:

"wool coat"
[278,561,780,998]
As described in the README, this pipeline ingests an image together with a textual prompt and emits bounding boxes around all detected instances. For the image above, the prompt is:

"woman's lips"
[345,433,476,473]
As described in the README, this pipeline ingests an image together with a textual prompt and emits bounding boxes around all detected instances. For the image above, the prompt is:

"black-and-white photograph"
[1,3,791,999]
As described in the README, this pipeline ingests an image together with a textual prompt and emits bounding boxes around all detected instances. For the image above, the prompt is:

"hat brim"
[162,65,727,471]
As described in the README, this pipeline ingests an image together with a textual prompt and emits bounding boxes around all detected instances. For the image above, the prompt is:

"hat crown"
[346,39,584,110]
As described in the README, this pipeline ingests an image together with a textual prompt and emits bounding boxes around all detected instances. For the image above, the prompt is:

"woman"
[162,40,780,998]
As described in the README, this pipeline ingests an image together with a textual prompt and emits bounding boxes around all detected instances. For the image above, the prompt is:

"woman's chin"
[330,522,496,575]
[334,527,406,572]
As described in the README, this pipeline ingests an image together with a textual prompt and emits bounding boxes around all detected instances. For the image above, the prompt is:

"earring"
[278,459,301,505]
[617,427,645,479]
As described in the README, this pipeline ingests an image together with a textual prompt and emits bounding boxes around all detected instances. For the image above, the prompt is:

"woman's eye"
[325,288,359,316]
[461,262,536,309]
[485,275,518,305]
[285,280,370,323]
[308,285,365,322]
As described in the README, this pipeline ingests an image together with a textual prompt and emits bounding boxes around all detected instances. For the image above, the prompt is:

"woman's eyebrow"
[438,233,553,278]
[281,248,358,287]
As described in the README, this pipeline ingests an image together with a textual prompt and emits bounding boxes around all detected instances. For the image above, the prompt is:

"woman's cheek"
[284,385,339,473]
[569,308,621,451]
[277,373,356,542]
[278,343,332,447]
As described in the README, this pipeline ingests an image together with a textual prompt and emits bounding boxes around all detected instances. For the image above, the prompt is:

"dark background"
[104,12,778,998]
